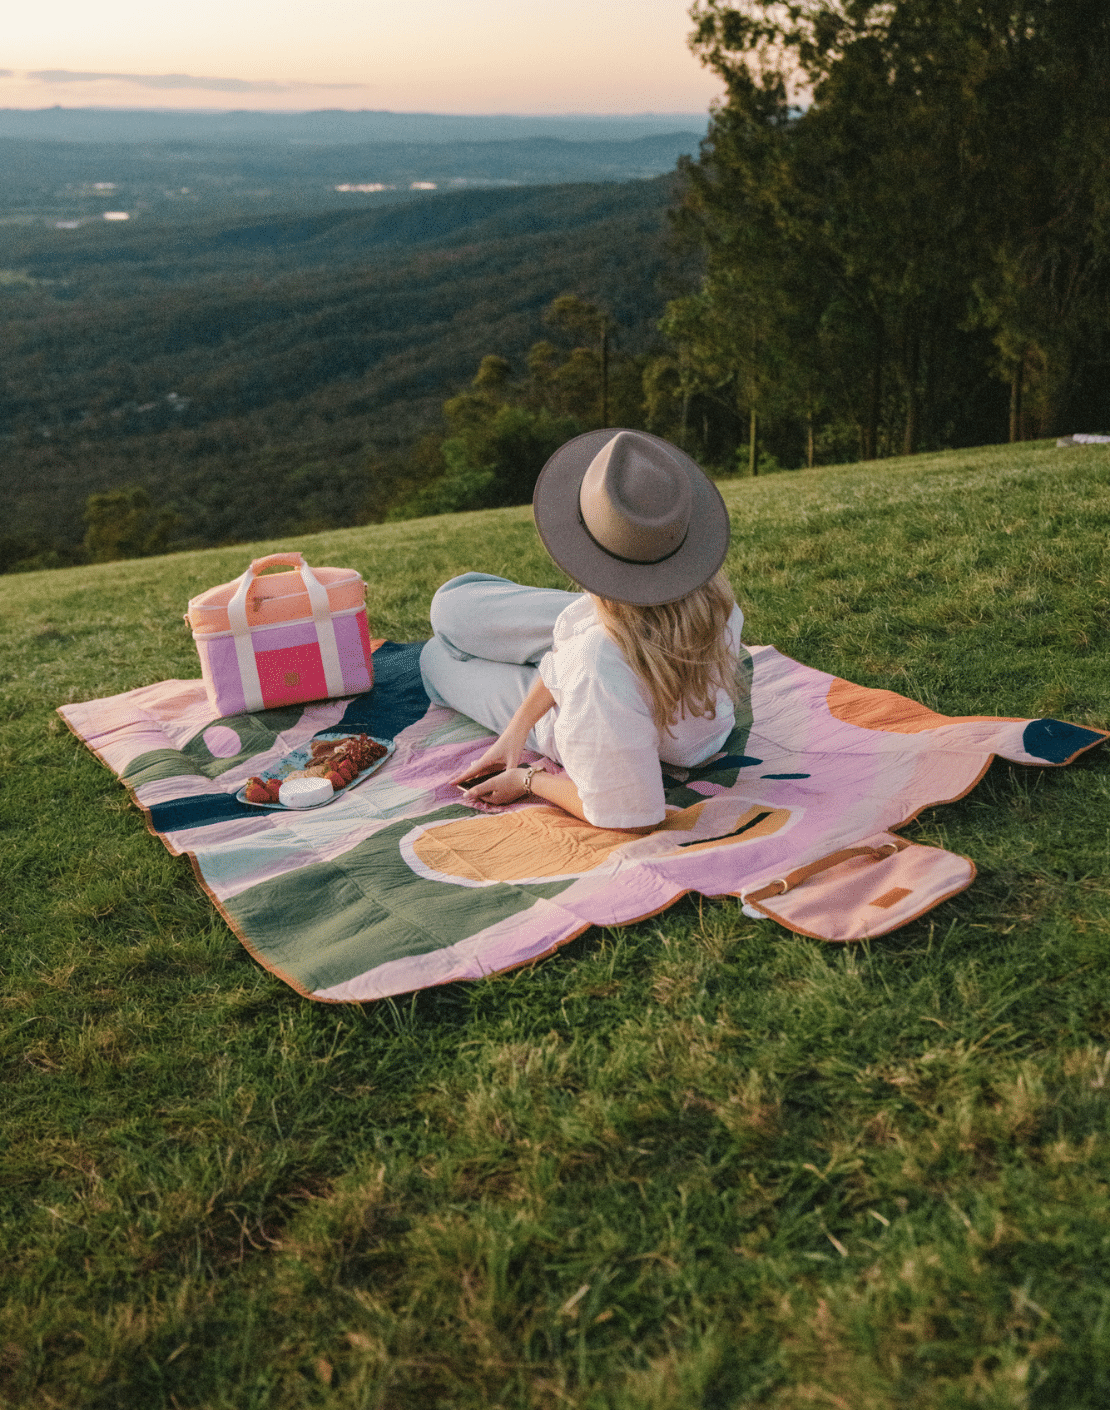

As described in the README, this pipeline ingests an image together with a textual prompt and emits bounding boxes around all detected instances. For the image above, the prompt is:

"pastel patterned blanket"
[60,642,1106,1003]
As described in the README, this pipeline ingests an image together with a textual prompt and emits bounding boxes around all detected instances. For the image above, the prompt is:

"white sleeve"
[729,602,744,649]
[547,633,665,829]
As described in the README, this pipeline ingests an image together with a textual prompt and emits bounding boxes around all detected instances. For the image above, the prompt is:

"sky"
[1,0,723,115]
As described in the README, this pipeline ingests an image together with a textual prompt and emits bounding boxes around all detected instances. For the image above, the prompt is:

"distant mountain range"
[0,108,708,145]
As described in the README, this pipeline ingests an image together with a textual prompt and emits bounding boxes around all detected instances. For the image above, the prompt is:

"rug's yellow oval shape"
[410,801,792,884]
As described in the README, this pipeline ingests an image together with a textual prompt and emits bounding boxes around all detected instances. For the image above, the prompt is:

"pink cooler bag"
[186,552,374,715]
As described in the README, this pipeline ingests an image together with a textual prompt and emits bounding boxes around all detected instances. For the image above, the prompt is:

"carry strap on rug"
[741,832,975,941]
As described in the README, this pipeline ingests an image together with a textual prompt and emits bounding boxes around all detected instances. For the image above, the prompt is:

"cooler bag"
[186,552,374,715]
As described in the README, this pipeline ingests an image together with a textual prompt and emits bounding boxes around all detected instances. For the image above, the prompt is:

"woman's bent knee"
[429,573,511,658]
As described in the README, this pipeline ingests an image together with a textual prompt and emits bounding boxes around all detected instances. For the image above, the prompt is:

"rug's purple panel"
[334,610,374,694]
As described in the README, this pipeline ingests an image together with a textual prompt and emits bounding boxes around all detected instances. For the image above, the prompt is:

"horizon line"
[0,104,711,119]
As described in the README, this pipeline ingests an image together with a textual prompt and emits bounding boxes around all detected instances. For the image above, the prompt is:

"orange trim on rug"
[825,677,1018,734]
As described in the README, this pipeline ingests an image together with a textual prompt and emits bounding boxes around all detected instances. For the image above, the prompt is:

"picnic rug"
[60,640,1107,1003]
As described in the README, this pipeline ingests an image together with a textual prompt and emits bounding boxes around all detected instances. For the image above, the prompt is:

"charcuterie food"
[240,734,391,808]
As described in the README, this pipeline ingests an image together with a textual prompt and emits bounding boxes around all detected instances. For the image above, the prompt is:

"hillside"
[0,176,696,559]
[2,442,1108,1408]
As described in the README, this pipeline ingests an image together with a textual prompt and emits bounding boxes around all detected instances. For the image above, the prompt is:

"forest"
[2,0,1107,572]
[0,177,697,570]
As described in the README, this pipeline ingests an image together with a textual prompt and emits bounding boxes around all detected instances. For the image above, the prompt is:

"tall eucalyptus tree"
[672,0,1110,458]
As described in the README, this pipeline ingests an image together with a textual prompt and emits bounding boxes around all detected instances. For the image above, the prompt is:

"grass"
[1,438,1109,1409]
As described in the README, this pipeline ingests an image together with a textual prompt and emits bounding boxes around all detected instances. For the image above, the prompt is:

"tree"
[963,0,1110,436]
[388,289,661,518]
[83,486,180,563]
[658,289,766,472]
[390,354,581,518]
[544,295,615,425]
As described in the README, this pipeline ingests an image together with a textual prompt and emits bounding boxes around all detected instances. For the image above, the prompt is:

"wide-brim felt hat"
[532,428,731,606]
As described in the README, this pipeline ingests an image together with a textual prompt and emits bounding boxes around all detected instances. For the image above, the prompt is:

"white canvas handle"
[297,559,345,699]
[225,553,345,712]
[226,566,265,712]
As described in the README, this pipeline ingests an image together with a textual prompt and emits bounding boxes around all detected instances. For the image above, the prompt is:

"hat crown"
[578,432,693,565]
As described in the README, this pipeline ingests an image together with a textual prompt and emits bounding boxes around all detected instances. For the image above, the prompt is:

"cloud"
[25,70,358,93]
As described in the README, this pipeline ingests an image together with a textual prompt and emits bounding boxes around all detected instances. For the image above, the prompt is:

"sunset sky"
[2,0,723,114]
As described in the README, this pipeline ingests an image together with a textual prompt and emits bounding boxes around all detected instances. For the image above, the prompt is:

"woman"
[419,429,744,830]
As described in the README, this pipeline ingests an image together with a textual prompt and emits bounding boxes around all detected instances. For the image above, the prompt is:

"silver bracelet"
[521,764,546,794]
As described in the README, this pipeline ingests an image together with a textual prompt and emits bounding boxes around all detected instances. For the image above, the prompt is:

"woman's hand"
[451,674,556,793]
[457,766,531,807]
[452,673,559,806]
[452,736,523,790]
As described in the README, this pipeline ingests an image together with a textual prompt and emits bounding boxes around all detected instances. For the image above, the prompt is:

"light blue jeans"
[419,573,580,745]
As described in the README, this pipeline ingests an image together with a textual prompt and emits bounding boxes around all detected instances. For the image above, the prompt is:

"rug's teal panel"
[221,806,579,993]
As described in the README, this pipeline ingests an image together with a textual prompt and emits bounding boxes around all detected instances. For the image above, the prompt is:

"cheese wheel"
[278,777,335,809]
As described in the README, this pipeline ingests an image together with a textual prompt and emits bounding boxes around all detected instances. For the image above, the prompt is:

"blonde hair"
[592,570,741,735]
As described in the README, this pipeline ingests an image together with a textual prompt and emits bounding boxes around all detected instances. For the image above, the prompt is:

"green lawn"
[2,440,1109,1409]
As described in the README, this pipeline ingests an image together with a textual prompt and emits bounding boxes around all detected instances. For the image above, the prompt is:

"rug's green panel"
[419,715,497,749]
[658,646,757,807]
[708,645,755,766]
[181,705,308,777]
[221,807,578,993]
[120,749,206,787]
[734,644,754,736]
[121,704,309,785]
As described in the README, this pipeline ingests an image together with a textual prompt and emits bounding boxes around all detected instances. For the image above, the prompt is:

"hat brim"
[532,429,731,606]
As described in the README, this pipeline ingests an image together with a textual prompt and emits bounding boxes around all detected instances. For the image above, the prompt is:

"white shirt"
[533,596,745,829]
